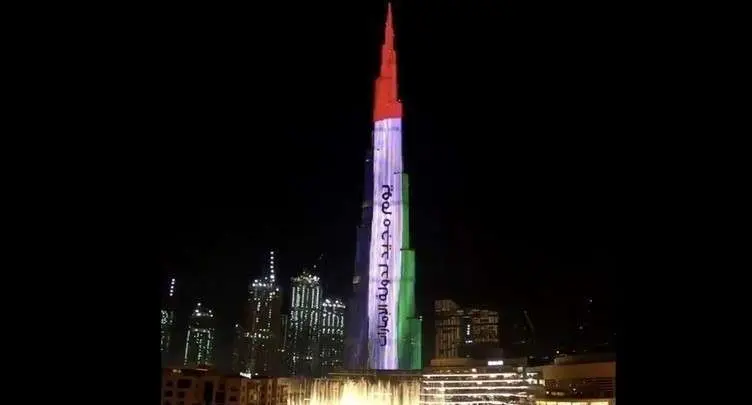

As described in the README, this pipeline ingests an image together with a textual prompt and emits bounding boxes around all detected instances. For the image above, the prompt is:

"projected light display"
[368,117,404,369]
[344,3,421,371]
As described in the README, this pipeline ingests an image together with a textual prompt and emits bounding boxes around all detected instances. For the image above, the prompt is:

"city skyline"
[161,253,614,373]
[158,0,617,374]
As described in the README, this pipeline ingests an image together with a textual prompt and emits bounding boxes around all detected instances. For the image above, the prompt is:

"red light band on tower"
[373,3,402,122]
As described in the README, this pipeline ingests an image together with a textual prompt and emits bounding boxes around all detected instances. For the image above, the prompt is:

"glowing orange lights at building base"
[536,401,612,405]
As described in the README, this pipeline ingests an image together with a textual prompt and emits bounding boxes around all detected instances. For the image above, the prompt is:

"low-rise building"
[535,400,614,405]
[421,357,544,404]
[161,368,295,405]
[246,377,294,405]
[162,368,249,405]
[538,353,615,404]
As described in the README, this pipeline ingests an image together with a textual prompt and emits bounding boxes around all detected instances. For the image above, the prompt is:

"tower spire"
[373,2,402,121]
[267,249,275,282]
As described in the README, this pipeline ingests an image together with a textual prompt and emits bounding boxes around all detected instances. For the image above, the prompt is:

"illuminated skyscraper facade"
[434,299,500,360]
[184,302,216,367]
[319,298,346,375]
[245,250,282,376]
[459,308,500,359]
[345,2,421,371]
[435,299,462,359]
[161,277,177,363]
[288,271,322,376]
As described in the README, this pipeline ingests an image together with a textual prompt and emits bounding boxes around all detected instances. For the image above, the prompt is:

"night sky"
[157,1,619,368]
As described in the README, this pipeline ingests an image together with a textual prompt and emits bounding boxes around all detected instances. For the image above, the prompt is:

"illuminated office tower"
[434,299,501,360]
[435,299,462,359]
[319,298,346,375]
[459,308,500,359]
[245,250,282,376]
[184,302,216,367]
[288,270,322,376]
[345,2,421,370]
[161,277,177,363]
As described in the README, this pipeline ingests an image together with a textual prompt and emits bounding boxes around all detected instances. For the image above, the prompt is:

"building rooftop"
[163,367,210,377]
[328,370,423,380]
[553,352,615,365]
[162,368,262,379]
[428,357,513,367]
[536,399,614,405]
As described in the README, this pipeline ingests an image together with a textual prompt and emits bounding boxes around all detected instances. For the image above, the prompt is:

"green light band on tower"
[398,173,421,369]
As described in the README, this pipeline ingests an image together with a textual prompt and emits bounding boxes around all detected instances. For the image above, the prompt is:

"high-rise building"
[319,298,346,375]
[231,322,249,374]
[161,277,177,363]
[280,313,288,369]
[434,299,500,360]
[434,300,462,358]
[287,270,322,376]
[184,302,216,367]
[280,314,289,349]
[501,308,537,358]
[345,2,421,371]
[459,308,500,359]
[243,250,283,376]
[558,296,614,355]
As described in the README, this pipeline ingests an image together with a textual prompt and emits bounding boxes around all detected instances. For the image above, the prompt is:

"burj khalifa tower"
[345,2,421,371]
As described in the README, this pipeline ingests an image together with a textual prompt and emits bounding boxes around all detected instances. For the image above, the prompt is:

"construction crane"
[523,309,536,343]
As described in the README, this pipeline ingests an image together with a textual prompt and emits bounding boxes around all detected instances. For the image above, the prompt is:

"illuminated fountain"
[288,379,421,405]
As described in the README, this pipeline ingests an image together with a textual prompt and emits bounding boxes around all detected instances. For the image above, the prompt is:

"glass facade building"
[184,302,215,366]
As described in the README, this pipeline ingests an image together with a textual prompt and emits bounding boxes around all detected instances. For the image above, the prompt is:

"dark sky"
[157,1,620,366]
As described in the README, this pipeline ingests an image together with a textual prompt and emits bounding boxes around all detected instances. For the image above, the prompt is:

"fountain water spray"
[289,378,421,405]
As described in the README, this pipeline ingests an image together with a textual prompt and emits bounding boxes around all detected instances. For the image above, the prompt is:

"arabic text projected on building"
[346,3,421,371]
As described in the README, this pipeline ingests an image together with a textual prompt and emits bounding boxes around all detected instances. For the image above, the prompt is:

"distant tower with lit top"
[320,297,346,375]
[345,1,421,371]
[245,250,283,376]
[288,268,323,376]
[184,302,216,367]
[161,277,177,364]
